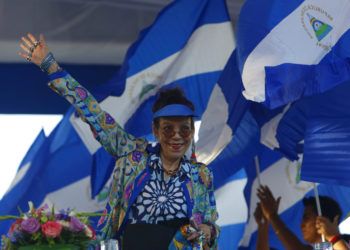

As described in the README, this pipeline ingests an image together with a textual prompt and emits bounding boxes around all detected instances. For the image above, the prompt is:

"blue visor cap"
[153,104,198,119]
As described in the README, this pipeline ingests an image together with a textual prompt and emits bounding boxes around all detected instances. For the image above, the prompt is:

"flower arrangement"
[1,202,99,250]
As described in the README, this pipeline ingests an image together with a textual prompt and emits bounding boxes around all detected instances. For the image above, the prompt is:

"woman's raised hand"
[19,33,49,66]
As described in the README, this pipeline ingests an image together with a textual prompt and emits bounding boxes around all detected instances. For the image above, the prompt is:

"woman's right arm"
[19,33,140,156]
[47,72,138,156]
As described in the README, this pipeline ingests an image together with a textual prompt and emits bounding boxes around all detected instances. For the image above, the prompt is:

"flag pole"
[313,183,326,242]
[254,156,262,186]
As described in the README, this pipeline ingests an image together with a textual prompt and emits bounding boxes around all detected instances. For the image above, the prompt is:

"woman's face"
[300,205,321,243]
[153,117,194,162]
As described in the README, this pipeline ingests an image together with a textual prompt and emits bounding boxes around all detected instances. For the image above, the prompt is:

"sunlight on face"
[153,117,194,162]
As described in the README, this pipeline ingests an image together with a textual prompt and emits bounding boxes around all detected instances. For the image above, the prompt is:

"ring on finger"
[26,53,32,62]
[34,40,40,48]
[29,46,35,53]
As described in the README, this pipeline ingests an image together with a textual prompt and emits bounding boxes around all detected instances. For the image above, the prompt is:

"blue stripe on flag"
[218,223,246,250]
[17,130,46,170]
[302,118,350,186]
[111,0,231,96]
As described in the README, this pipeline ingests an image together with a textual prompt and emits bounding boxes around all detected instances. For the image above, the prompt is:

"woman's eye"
[163,126,173,132]
[181,126,190,132]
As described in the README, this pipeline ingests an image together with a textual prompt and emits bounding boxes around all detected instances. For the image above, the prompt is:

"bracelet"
[40,52,58,73]
[329,234,342,244]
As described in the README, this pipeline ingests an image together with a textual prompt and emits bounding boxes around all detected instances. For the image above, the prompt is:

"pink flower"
[41,221,62,238]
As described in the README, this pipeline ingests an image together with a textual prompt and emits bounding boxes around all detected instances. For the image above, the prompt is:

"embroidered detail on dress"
[75,87,88,100]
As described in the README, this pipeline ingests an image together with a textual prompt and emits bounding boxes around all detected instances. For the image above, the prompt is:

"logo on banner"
[128,72,164,104]
[300,4,334,51]
[285,159,313,192]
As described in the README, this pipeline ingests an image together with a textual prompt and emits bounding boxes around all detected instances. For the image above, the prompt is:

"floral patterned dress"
[47,70,220,249]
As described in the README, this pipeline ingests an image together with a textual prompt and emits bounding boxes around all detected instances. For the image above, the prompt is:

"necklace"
[163,167,180,176]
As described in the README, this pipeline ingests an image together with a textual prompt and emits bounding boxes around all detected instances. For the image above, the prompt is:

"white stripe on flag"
[240,158,314,246]
[241,0,350,102]
[71,22,235,154]
[215,178,248,226]
[196,84,232,164]
[5,162,31,195]
[260,104,290,150]
[39,177,109,212]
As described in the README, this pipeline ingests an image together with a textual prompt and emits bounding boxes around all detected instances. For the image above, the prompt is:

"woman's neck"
[160,154,181,171]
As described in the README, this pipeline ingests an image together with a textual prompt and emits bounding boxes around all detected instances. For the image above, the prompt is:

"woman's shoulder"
[192,161,211,173]
[191,161,213,188]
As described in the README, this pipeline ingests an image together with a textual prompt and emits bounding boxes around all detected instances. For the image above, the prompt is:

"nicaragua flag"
[0,111,112,236]
[71,0,235,196]
[238,146,350,250]
[236,0,350,187]
[199,34,350,249]
[252,79,350,186]
[197,51,254,250]
[0,0,236,242]
[237,0,350,109]
[203,58,350,247]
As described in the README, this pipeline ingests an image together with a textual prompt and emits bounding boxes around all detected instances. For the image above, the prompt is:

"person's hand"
[316,215,340,241]
[257,185,281,221]
[186,224,212,245]
[254,202,268,227]
[19,33,49,66]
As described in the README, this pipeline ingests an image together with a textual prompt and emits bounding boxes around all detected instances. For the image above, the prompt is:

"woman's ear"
[333,214,340,225]
[152,123,159,139]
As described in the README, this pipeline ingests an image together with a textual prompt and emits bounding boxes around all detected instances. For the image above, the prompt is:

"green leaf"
[40,215,48,223]
[17,205,24,217]
[0,215,20,220]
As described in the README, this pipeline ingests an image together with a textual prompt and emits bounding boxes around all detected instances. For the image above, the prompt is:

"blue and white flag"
[237,0,350,108]
[197,51,255,249]
[0,112,111,236]
[0,1,238,246]
[251,79,350,186]
[235,0,350,186]
[238,146,350,250]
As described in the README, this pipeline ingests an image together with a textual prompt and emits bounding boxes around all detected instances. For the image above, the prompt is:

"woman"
[19,33,219,249]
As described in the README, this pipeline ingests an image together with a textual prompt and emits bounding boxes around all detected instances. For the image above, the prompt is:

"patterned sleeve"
[206,168,220,249]
[195,163,220,249]
[47,71,139,156]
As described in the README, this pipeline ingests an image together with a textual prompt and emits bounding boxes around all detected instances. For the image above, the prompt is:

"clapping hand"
[257,185,281,221]
[254,202,268,226]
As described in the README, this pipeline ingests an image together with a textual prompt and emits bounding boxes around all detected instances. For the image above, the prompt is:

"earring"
[190,138,197,162]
